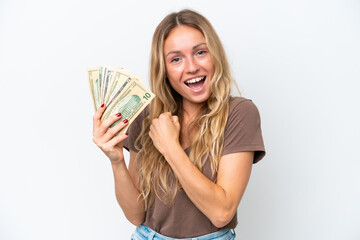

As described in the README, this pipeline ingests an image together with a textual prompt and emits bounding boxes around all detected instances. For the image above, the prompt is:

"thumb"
[171,115,179,123]
[171,115,180,128]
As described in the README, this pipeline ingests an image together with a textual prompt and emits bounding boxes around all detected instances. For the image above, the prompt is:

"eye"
[197,50,207,55]
[170,57,180,63]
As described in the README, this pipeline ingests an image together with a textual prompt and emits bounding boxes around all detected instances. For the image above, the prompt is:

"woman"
[92,9,265,240]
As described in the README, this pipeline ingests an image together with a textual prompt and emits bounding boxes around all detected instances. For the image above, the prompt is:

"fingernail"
[125,133,129,136]
[101,104,105,108]
[116,113,122,117]
[123,119,128,124]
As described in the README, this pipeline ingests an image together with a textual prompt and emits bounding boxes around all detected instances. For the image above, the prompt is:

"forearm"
[111,161,145,225]
[163,145,236,227]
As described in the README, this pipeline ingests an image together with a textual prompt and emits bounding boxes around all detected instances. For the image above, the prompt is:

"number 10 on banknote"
[87,66,155,134]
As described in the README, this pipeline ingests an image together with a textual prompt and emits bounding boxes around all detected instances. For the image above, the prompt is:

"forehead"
[164,26,206,53]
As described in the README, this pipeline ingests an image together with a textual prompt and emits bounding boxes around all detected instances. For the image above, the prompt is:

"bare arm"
[165,147,253,228]
[92,105,145,225]
[149,112,253,228]
[111,151,145,225]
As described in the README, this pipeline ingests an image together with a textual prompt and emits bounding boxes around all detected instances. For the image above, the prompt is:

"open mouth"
[184,76,206,90]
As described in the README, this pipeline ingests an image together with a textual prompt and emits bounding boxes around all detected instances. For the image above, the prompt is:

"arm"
[92,105,145,225]
[111,150,145,226]
[149,113,253,228]
[164,144,253,228]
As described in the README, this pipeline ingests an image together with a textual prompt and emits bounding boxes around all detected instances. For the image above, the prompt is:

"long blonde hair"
[135,9,236,210]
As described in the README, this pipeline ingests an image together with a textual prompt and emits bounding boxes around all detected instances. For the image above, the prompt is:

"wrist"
[111,159,127,170]
[162,142,183,162]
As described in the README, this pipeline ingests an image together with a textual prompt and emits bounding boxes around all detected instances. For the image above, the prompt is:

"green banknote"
[101,78,155,135]
[104,68,140,107]
[87,66,155,135]
[86,67,101,110]
[100,66,115,105]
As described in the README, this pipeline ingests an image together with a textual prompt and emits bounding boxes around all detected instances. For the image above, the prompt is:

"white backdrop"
[0,0,359,239]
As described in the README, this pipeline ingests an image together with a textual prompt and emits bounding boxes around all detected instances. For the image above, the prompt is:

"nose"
[185,57,200,74]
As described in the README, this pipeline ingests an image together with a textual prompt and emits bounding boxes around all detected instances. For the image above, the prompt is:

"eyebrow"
[165,43,207,57]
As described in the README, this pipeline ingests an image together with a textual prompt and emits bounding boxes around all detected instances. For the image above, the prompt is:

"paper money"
[101,78,155,135]
[87,67,101,110]
[87,66,155,135]
[105,68,140,107]
[98,66,104,103]
[101,66,115,104]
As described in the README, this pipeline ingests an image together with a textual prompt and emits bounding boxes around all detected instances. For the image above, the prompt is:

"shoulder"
[229,96,258,110]
[223,96,265,162]
[228,96,261,124]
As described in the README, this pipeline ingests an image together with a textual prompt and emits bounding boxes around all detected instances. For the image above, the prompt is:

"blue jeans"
[131,224,236,240]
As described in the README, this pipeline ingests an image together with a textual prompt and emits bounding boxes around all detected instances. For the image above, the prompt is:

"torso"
[123,96,266,238]
[179,105,203,149]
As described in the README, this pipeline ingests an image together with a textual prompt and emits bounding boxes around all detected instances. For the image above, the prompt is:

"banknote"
[98,66,104,103]
[101,66,115,104]
[104,68,141,107]
[101,78,155,135]
[86,67,101,110]
[87,66,155,135]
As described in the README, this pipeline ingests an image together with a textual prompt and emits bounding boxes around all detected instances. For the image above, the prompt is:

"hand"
[92,104,129,165]
[149,112,181,156]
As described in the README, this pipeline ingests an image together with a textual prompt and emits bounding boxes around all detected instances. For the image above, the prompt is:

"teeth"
[185,77,205,84]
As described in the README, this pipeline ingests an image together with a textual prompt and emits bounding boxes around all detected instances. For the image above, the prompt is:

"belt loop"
[147,229,155,240]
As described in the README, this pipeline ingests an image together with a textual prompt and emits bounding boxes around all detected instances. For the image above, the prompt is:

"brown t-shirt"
[123,97,265,238]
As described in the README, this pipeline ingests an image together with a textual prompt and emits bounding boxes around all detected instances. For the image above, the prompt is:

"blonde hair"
[135,9,236,210]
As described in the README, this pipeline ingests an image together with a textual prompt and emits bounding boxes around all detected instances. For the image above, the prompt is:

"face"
[163,25,214,109]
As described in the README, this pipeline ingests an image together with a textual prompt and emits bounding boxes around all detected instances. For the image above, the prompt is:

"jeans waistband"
[132,224,236,240]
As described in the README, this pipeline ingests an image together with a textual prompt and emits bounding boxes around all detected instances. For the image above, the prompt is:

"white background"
[0,0,359,239]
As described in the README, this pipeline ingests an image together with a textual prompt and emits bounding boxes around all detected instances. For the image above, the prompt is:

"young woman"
[92,9,265,240]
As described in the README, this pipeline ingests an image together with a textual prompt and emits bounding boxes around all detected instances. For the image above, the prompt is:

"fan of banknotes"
[87,66,155,134]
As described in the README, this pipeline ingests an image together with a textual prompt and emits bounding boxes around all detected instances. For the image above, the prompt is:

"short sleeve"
[123,107,148,152]
[222,98,266,163]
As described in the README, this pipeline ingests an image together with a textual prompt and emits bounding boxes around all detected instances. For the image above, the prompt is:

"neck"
[182,100,205,119]
[179,100,205,149]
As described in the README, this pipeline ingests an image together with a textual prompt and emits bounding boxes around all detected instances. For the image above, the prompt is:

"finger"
[148,129,153,141]
[172,116,180,129]
[163,112,172,117]
[165,112,173,120]
[149,123,154,138]
[159,112,171,120]
[151,118,158,128]
[97,112,123,137]
[106,132,129,149]
[171,115,179,123]
[93,103,106,134]
[101,118,129,143]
